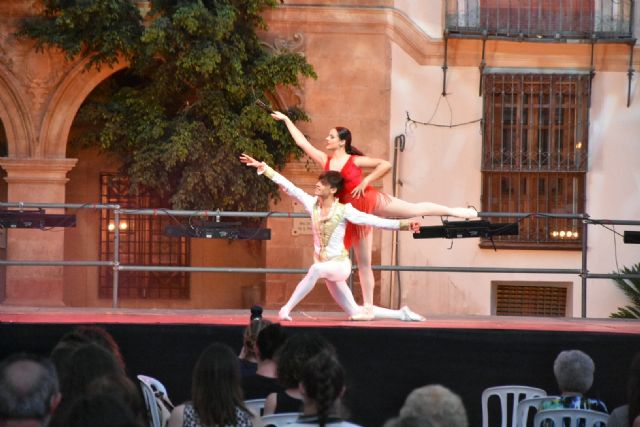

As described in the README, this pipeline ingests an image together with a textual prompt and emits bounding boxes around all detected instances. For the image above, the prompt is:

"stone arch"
[0,64,35,157]
[39,56,129,158]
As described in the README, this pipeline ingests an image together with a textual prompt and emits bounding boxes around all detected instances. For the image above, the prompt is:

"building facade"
[0,0,639,318]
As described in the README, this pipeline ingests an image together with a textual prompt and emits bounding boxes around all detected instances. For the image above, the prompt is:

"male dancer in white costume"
[240,154,425,322]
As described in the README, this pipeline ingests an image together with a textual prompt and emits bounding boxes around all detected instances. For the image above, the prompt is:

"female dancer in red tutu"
[271,112,477,320]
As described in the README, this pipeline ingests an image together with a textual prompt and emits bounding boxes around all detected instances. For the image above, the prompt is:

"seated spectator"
[387,384,467,427]
[242,323,287,400]
[168,342,257,427]
[86,374,146,426]
[50,325,125,377]
[57,394,141,427]
[288,351,360,427]
[263,333,335,416]
[49,343,129,427]
[239,317,272,378]
[608,352,640,427]
[540,350,608,413]
[0,353,61,427]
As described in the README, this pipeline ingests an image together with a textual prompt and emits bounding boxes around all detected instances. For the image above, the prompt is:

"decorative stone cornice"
[0,157,78,184]
[264,4,640,70]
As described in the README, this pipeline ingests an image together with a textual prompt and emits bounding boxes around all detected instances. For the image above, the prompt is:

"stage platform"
[1,307,639,426]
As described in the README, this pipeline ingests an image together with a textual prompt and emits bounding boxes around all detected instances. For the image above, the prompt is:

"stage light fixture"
[624,231,640,244]
[165,221,271,240]
[0,209,76,229]
[413,220,519,240]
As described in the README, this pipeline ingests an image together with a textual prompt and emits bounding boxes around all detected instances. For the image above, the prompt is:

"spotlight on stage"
[165,221,270,240]
[624,231,640,244]
[413,220,518,240]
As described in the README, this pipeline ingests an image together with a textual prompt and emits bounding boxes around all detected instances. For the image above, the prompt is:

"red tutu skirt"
[339,186,391,249]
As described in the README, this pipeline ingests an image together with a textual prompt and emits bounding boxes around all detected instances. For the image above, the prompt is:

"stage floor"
[1,305,639,334]
[1,306,639,426]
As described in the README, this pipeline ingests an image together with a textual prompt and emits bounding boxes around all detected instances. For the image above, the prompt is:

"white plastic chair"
[245,398,266,417]
[533,408,608,427]
[516,396,560,427]
[261,412,301,427]
[482,385,547,427]
[137,374,174,427]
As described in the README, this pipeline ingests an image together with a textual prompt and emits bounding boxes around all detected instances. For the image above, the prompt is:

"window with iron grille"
[481,72,589,249]
[99,174,190,299]
[493,281,569,317]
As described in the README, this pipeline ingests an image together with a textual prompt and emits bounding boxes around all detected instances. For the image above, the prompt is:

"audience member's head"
[384,414,440,427]
[277,332,335,389]
[50,325,125,386]
[553,349,595,395]
[59,394,140,427]
[300,350,347,426]
[60,343,124,399]
[192,342,246,426]
[627,352,640,427]
[86,374,145,424]
[0,353,61,426]
[255,323,287,362]
[397,384,468,427]
[240,318,272,362]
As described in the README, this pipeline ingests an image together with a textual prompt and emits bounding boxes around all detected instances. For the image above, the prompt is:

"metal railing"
[1,201,639,317]
[444,0,634,41]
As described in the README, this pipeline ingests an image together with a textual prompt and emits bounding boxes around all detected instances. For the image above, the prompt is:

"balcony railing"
[445,0,634,41]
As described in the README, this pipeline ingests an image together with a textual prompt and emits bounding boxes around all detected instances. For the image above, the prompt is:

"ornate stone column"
[0,157,77,306]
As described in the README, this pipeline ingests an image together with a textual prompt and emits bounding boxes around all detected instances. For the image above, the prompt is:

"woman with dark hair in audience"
[288,351,360,427]
[50,325,126,376]
[238,318,272,377]
[608,352,640,427]
[168,342,258,427]
[59,393,142,427]
[263,333,335,416]
[50,343,129,427]
[540,349,608,412]
[242,323,287,400]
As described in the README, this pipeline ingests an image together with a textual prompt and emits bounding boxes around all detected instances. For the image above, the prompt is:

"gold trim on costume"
[314,202,349,262]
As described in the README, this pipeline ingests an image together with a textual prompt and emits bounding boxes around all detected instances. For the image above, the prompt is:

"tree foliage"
[20,0,316,211]
[610,262,640,319]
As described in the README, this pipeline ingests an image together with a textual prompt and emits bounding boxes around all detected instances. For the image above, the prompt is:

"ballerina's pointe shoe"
[349,304,375,321]
[400,306,426,322]
[278,308,292,321]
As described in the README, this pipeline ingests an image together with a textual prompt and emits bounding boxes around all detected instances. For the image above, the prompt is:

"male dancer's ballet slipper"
[349,304,375,321]
[400,306,426,322]
[278,308,292,321]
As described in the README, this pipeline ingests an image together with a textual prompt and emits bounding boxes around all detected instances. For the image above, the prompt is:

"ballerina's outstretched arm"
[271,111,327,167]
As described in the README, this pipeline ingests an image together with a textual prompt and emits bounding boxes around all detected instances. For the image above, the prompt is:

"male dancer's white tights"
[278,259,412,321]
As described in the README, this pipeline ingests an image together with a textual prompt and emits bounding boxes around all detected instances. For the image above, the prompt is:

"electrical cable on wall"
[405,94,482,132]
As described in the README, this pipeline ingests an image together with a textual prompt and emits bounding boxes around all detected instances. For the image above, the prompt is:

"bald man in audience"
[0,353,61,427]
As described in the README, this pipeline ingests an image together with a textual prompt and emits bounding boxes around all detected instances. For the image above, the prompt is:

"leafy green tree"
[610,262,640,319]
[20,0,315,211]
